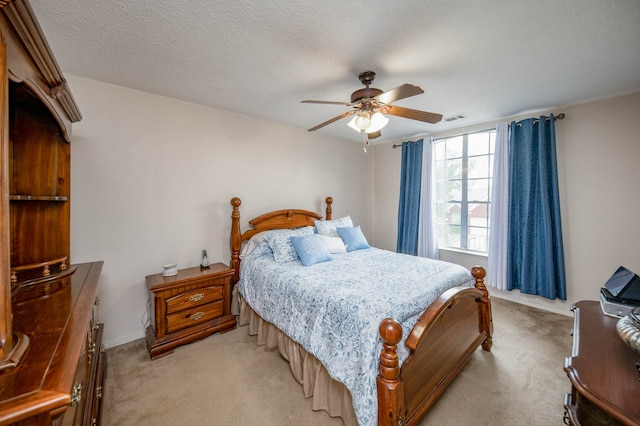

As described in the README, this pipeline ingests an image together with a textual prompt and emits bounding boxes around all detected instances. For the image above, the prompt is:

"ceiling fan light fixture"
[348,111,388,134]
[367,112,389,133]
[354,111,371,130]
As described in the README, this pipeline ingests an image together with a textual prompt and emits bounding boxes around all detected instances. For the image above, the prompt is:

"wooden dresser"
[564,300,640,425]
[0,262,105,425]
[145,263,236,359]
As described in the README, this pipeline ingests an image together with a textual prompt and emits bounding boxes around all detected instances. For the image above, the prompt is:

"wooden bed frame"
[230,196,493,426]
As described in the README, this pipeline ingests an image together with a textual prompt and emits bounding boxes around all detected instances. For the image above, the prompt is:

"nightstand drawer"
[166,300,224,334]
[166,286,223,314]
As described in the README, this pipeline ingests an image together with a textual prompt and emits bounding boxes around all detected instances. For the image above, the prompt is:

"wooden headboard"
[229,196,333,283]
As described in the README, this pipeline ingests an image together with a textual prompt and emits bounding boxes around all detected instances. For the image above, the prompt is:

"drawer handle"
[189,311,205,321]
[71,383,82,405]
[88,342,96,361]
[189,293,205,302]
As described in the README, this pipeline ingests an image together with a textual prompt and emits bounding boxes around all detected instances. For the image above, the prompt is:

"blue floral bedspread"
[238,241,475,426]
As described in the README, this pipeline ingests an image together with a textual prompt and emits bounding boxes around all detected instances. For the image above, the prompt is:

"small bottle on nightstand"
[200,249,210,269]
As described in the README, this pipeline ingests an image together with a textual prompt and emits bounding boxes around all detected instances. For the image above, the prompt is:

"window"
[434,130,495,253]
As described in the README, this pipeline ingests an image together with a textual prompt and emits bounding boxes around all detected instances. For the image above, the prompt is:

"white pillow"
[263,226,315,263]
[317,235,347,254]
[239,231,269,259]
[314,215,353,238]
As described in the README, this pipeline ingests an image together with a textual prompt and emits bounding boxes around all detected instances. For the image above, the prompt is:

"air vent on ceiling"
[444,114,466,123]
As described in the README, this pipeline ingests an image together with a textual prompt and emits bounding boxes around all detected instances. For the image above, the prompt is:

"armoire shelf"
[10,195,69,201]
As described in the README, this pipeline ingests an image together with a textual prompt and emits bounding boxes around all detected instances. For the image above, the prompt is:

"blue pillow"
[290,235,333,266]
[337,226,370,252]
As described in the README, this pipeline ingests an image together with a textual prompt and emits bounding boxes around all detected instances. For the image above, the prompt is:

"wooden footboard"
[377,266,493,426]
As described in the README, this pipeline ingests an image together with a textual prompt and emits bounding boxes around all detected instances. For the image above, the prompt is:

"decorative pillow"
[239,231,269,259]
[315,215,353,237]
[263,226,315,263]
[290,235,333,266]
[337,226,370,252]
[316,234,347,254]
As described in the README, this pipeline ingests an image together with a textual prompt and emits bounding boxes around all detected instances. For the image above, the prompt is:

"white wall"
[373,92,640,316]
[67,75,374,347]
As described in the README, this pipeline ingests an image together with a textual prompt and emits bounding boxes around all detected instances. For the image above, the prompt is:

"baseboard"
[489,290,573,317]
[104,330,145,349]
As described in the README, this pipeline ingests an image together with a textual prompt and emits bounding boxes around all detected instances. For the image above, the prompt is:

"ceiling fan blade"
[383,105,443,124]
[367,131,382,139]
[307,110,357,131]
[374,84,424,105]
[302,100,352,106]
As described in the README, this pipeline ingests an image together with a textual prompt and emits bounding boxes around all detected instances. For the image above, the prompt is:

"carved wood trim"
[325,196,333,220]
[377,318,405,426]
[471,265,494,350]
[8,73,73,142]
[3,1,81,122]
[0,27,11,363]
[229,197,241,284]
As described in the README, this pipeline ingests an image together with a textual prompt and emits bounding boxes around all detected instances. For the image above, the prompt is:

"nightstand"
[145,262,236,359]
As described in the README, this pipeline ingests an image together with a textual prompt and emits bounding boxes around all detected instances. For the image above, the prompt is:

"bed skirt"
[233,289,358,425]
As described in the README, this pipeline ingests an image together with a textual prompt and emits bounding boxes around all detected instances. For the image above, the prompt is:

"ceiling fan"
[302,71,443,141]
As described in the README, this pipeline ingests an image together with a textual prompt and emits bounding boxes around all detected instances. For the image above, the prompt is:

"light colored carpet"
[102,297,573,425]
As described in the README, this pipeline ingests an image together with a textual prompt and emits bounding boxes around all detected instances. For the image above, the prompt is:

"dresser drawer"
[166,286,223,314]
[166,300,224,334]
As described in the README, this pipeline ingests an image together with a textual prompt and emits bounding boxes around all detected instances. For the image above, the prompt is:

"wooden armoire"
[0,1,106,425]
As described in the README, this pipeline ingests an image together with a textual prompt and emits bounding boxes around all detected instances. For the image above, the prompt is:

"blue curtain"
[397,139,423,255]
[507,115,566,300]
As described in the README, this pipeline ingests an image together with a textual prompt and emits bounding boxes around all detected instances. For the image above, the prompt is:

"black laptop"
[600,266,640,303]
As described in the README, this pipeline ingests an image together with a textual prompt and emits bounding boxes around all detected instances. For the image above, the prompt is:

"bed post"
[325,196,333,220]
[471,266,493,351]
[230,197,242,284]
[377,318,405,426]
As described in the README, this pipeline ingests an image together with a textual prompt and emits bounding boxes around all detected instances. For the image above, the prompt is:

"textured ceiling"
[28,0,640,143]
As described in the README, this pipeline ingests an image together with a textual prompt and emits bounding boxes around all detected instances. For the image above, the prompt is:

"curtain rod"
[392,140,420,148]
[515,112,565,126]
[392,113,565,148]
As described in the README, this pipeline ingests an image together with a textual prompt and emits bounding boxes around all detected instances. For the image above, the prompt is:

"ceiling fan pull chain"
[362,131,369,154]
